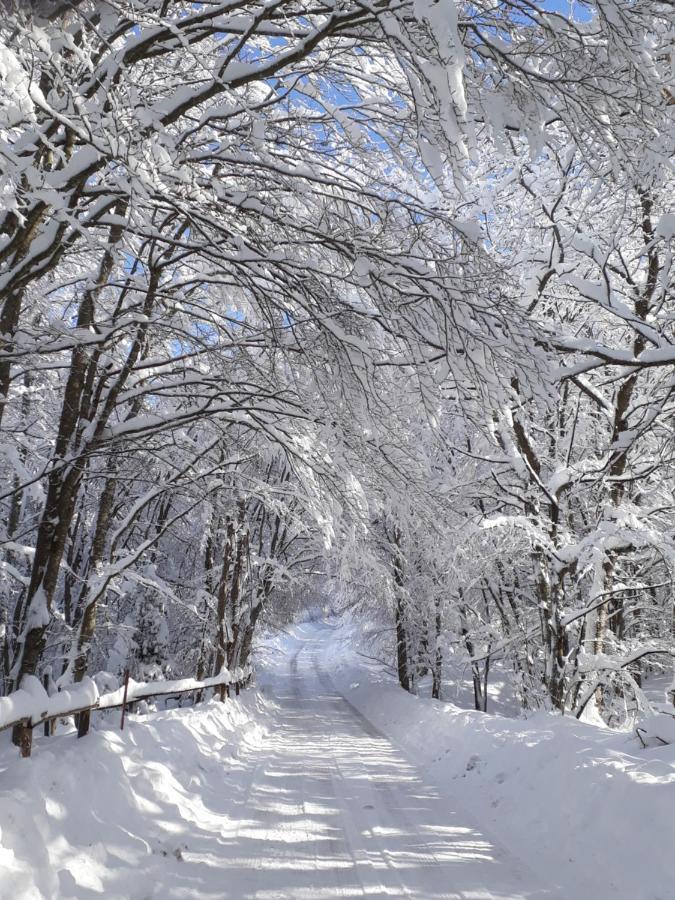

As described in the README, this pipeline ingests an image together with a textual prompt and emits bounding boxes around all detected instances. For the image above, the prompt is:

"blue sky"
[539,0,594,21]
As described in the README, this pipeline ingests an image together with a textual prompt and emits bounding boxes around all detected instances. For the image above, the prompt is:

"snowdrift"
[0,692,270,899]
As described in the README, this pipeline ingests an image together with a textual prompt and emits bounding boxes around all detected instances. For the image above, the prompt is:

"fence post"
[219,682,226,702]
[17,719,32,758]
[43,675,51,737]
[120,669,131,731]
[235,680,240,696]
[77,708,91,738]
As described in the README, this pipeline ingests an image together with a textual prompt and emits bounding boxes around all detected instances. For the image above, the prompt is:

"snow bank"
[0,690,270,899]
[312,617,675,900]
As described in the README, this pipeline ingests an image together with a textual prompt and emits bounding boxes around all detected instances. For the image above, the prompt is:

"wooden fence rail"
[1,666,253,759]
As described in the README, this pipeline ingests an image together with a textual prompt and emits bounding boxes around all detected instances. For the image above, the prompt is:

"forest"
[1,2,674,897]
[0,0,674,759]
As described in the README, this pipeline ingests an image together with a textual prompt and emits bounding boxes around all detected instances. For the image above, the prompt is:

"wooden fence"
[1,667,252,759]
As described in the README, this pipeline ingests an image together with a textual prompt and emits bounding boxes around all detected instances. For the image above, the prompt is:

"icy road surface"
[238,628,556,900]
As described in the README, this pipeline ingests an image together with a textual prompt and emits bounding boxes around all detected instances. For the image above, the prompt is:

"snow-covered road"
[239,626,555,900]
[1,623,560,899]
[4,622,671,899]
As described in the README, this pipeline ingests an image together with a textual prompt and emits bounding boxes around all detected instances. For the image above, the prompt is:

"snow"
[0,692,268,899]
[311,617,675,900]
[0,39,36,127]
[637,712,675,748]
[656,213,675,240]
[2,620,674,899]
[1,631,551,900]
[0,676,47,732]
[44,145,100,190]
[0,667,250,730]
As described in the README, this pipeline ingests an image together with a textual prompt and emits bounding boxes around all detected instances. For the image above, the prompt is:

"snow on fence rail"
[0,665,253,758]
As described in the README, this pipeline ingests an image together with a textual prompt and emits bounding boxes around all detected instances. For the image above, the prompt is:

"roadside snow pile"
[317,617,675,900]
[0,691,270,899]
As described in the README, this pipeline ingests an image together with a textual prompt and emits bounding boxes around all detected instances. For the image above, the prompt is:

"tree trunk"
[214,517,234,675]
[390,524,411,693]
[431,599,443,700]
[227,500,249,669]
[459,597,484,711]
[70,466,118,682]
